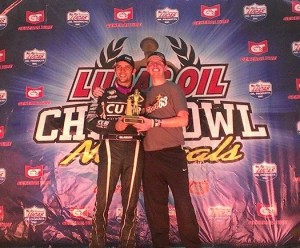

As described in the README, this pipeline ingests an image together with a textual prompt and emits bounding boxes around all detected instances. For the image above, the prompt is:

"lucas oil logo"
[33,37,270,167]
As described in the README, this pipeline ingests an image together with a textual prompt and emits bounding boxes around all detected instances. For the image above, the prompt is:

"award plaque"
[123,89,144,124]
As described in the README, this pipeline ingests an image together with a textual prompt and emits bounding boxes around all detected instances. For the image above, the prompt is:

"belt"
[102,134,142,141]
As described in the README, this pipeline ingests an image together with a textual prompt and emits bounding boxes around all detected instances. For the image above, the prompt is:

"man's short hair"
[147,51,166,64]
[115,54,135,68]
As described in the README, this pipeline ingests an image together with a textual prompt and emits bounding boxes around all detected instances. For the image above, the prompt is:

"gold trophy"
[124,89,144,124]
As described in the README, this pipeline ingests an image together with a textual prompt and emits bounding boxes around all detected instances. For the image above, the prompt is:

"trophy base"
[123,116,144,124]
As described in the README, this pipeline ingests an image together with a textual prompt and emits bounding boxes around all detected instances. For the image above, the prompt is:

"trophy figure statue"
[124,89,144,124]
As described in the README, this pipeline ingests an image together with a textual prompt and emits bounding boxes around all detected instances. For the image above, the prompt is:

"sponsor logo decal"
[24,206,47,225]
[156,7,179,25]
[249,80,272,99]
[252,162,277,181]
[24,48,47,67]
[67,10,90,28]
[243,3,267,22]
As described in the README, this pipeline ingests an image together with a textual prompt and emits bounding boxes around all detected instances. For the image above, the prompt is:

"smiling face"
[146,55,167,76]
[114,61,136,87]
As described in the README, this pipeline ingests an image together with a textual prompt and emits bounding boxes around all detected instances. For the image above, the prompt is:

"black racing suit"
[86,84,145,248]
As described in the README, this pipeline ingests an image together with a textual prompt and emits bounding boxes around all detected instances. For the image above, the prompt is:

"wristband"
[151,119,155,128]
[153,119,161,127]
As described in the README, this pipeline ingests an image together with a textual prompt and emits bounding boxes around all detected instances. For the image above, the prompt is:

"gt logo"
[26,86,44,100]
[248,40,268,55]
[117,11,131,20]
[114,8,133,22]
[29,13,43,22]
[25,165,43,179]
[27,168,42,177]
[201,5,220,19]
[292,1,300,14]
[26,11,45,24]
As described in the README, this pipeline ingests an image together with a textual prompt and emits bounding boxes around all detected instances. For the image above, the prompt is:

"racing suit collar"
[115,82,133,95]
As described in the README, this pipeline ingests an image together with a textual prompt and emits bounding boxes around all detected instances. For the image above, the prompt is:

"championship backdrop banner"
[0,0,300,247]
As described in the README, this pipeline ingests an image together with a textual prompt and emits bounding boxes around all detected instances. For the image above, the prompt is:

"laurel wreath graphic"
[96,36,200,69]
[96,37,127,68]
[166,36,201,68]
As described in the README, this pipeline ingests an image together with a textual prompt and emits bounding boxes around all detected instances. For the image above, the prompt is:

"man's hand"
[115,117,128,131]
[93,87,104,98]
[133,117,152,132]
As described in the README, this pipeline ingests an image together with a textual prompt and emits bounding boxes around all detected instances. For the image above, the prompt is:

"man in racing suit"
[85,54,145,248]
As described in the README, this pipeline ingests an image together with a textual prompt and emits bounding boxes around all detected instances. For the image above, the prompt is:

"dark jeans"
[143,146,201,248]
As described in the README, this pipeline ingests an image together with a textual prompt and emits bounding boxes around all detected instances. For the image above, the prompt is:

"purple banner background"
[0,0,300,247]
